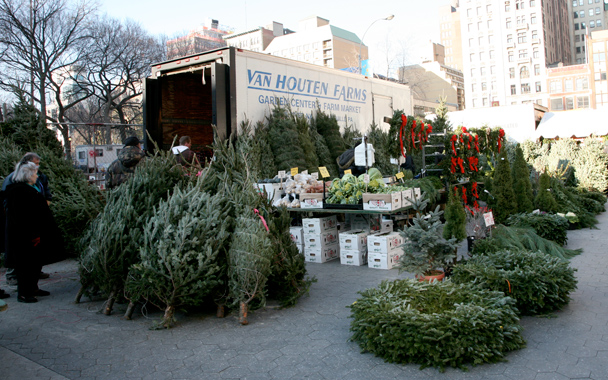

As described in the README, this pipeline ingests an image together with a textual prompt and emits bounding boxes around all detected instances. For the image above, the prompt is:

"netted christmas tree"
[77,150,187,313]
[124,183,231,328]
[310,125,337,176]
[443,187,467,242]
[511,144,534,213]
[492,150,518,223]
[312,107,345,166]
[294,112,319,172]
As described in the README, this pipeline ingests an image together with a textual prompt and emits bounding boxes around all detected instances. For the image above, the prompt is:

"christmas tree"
[492,150,518,223]
[511,145,534,213]
[443,187,467,242]
[267,106,307,171]
[534,171,559,213]
[125,184,231,328]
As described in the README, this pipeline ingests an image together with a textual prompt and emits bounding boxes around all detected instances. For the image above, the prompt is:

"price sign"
[344,169,352,175]
[278,170,286,179]
[363,174,370,184]
[290,167,299,176]
[395,172,404,179]
[301,170,308,175]
[311,172,319,180]
[318,167,330,178]
[483,212,495,227]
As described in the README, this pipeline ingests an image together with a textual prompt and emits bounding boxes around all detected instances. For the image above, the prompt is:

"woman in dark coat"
[3,161,56,303]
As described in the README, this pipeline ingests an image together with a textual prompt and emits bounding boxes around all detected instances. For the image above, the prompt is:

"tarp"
[535,109,608,139]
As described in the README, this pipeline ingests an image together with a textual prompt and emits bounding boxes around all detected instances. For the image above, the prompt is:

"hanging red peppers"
[400,114,407,157]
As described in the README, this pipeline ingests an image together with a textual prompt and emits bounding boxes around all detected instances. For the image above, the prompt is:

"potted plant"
[397,195,460,281]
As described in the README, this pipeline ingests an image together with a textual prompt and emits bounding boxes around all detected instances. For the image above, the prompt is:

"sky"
[99,0,449,75]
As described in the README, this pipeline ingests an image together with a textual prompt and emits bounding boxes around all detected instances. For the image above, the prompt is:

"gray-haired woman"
[2,161,54,303]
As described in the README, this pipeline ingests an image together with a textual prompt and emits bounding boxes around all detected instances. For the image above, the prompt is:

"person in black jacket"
[1,152,52,287]
[105,136,145,189]
[3,162,57,303]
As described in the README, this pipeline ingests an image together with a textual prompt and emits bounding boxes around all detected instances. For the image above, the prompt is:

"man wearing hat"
[105,136,145,189]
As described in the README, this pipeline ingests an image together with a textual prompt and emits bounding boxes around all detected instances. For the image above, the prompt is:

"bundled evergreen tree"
[341,123,362,149]
[0,136,23,180]
[253,121,277,180]
[125,184,231,328]
[228,211,274,325]
[492,150,518,223]
[443,187,467,242]
[511,145,534,213]
[77,152,186,313]
[366,123,394,175]
[534,171,559,213]
[310,126,337,176]
[432,97,452,135]
[267,106,307,171]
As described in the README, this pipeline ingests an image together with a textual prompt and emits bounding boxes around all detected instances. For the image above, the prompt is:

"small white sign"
[311,172,319,180]
[483,212,495,227]
[302,170,308,175]
[278,170,286,179]
[363,174,370,184]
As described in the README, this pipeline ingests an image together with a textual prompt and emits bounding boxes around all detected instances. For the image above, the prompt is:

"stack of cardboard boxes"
[339,230,368,266]
[367,231,405,270]
[301,215,339,263]
[290,226,304,254]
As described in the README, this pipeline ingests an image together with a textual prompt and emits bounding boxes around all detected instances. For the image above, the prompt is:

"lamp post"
[358,15,394,76]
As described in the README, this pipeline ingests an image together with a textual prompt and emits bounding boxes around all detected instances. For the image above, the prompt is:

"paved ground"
[1,212,607,380]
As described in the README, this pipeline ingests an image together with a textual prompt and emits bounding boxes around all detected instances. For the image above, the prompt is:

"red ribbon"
[254,209,269,233]
[468,156,479,172]
[467,134,472,150]
[472,182,479,198]
[411,120,417,148]
[474,135,480,153]
[427,124,433,136]
[473,200,479,209]
[498,129,505,152]
[451,135,458,155]
[462,187,468,204]
[450,157,457,173]
[457,157,465,173]
[400,114,407,157]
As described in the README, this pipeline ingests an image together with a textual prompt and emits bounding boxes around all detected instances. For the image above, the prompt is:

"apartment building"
[546,63,592,110]
[264,16,366,70]
[166,19,233,60]
[572,0,608,64]
[449,0,572,109]
[223,22,292,52]
[439,1,464,70]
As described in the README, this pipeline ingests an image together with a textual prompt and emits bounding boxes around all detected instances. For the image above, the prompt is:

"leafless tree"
[80,16,164,142]
[0,0,94,155]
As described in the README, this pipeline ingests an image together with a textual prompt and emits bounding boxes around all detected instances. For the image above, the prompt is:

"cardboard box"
[303,229,339,249]
[300,193,324,209]
[367,232,405,254]
[368,250,401,270]
[302,215,338,234]
[339,230,368,251]
[362,192,403,211]
[350,214,382,233]
[340,249,368,266]
[305,243,339,263]
[290,226,303,245]
[377,219,393,234]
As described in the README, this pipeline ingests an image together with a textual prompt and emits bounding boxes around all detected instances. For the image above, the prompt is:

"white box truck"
[143,47,412,154]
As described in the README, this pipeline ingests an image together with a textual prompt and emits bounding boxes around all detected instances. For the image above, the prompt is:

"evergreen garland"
[125,184,230,328]
[492,150,517,223]
[511,145,534,213]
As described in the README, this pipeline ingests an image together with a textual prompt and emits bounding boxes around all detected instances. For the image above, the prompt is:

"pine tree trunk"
[162,305,175,328]
[104,289,117,315]
[124,301,137,320]
[74,286,85,304]
[216,304,225,318]
[239,302,249,325]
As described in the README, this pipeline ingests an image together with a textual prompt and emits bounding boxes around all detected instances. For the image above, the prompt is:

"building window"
[580,10,585,18]
[576,77,589,90]
[482,82,487,91]
[565,79,574,91]
[575,35,581,42]
[534,64,540,75]
[511,85,517,95]
[506,18,512,28]
[520,66,530,78]
[509,53,514,62]
[488,35,495,44]
[575,23,580,30]
[480,67,486,75]
[471,68,475,76]
[505,2,511,11]
[594,71,607,81]
[489,50,495,59]
[492,81,496,90]
[577,47,581,54]
[510,67,515,78]
[593,52,605,62]
[507,34,513,43]
[589,9,594,16]
[578,96,590,108]
[518,32,527,43]
[566,97,574,110]
[519,49,528,58]
[530,0,536,5]
[487,4,492,13]
[483,98,488,106]
[550,80,563,93]
[577,58,582,63]
[469,38,474,47]
[533,48,540,58]
[468,23,473,32]
[472,83,476,92]
[478,21,483,30]
[581,22,586,29]
[572,0,577,5]
[531,14,537,24]
[596,7,601,14]
[591,20,596,28]
[491,65,496,74]
[470,53,475,62]
[78,151,85,159]
[551,98,564,110]
[574,11,579,18]
[598,19,603,27]
[479,36,483,45]
[536,81,541,92]
[467,8,472,16]
[472,99,477,107]
[532,30,538,40]
[516,0,524,9]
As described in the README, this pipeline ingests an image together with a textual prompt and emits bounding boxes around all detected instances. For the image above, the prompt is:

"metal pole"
[358,15,394,75]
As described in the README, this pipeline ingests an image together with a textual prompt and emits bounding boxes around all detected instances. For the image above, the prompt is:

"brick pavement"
[1,212,607,380]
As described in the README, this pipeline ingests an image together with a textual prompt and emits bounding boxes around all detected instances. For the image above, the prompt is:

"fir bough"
[349,279,525,371]
[511,145,534,213]
[452,249,578,315]
[492,150,517,223]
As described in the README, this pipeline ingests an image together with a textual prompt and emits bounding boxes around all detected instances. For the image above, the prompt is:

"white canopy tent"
[535,109,608,139]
